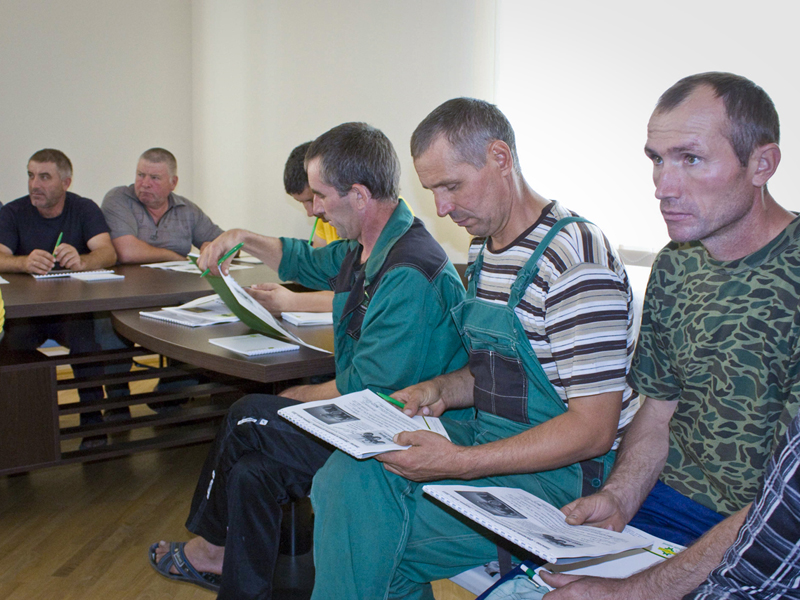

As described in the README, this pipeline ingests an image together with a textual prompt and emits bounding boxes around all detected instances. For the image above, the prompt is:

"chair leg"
[279,497,313,556]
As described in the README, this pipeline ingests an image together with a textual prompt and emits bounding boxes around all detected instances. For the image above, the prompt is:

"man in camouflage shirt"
[542,73,800,599]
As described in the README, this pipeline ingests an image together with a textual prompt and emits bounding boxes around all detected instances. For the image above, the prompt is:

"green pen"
[376,391,404,409]
[519,564,541,587]
[200,242,244,278]
[308,217,320,246]
[52,231,63,256]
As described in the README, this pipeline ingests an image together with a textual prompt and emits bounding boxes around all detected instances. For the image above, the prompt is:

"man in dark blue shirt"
[0,149,117,448]
[0,149,115,273]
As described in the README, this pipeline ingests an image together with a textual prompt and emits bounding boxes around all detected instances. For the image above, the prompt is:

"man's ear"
[350,183,371,209]
[62,176,72,190]
[488,140,514,175]
[751,143,781,187]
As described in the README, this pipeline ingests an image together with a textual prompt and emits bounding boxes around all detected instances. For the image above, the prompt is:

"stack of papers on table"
[71,271,125,281]
[140,294,240,327]
[281,312,334,326]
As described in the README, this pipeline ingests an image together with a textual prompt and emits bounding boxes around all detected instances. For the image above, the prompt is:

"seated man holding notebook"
[538,73,800,600]
[309,99,640,599]
[0,148,117,446]
[149,122,469,598]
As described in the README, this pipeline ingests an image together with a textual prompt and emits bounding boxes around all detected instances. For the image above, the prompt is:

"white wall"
[495,0,800,254]
[192,0,497,262]
[12,1,795,265]
[1,0,496,263]
[0,0,194,207]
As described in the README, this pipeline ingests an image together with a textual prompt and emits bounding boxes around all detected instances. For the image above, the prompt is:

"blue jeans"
[629,481,727,546]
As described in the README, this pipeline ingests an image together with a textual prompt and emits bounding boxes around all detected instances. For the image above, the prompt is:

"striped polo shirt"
[468,201,639,448]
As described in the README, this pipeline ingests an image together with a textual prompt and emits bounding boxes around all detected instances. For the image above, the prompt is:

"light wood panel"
[432,579,478,600]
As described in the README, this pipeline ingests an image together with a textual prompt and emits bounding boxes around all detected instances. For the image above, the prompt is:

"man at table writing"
[247,140,338,315]
[148,122,468,598]
[102,147,223,264]
[0,148,116,446]
[259,140,417,316]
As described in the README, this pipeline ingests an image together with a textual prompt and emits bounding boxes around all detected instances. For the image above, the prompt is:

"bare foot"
[154,537,225,575]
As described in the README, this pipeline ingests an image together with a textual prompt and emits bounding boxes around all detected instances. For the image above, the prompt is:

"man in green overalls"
[310,98,640,599]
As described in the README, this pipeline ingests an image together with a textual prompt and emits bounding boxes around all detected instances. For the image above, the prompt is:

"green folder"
[202,272,294,343]
[188,255,293,343]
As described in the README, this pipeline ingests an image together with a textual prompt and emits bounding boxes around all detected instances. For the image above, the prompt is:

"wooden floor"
[0,357,476,599]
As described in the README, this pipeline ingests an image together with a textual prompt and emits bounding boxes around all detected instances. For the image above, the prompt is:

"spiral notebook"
[140,309,224,327]
[209,333,300,357]
[277,390,450,459]
[422,485,651,564]
[32,269,121,280]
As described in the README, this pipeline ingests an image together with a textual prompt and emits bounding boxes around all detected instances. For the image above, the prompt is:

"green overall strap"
[464,238,487,296]
[507,216,589,309]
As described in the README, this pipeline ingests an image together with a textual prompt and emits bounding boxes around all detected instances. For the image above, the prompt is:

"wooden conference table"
[112,311,334,383]
[0,263,334,475]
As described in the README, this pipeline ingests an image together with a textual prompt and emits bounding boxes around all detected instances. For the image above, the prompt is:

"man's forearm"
[435,366,476,410]
[112,235,185,264]
[280,378,339,402]
[81,246,117,270]
[623,506,748,598]
[452,391,621,479]
[0,253,28,273]
[291,290,334,313]
[598,397,676,521]
[236,230,284,272]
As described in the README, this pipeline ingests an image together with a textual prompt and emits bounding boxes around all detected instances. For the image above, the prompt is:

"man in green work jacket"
[149,122,468,599]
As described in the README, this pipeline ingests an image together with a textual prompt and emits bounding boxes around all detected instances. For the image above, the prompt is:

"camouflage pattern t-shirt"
[629,217,800,516]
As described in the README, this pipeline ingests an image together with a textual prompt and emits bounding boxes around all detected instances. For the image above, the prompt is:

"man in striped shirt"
[309,98,639,600]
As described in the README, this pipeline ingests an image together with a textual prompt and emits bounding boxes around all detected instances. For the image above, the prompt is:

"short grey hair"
[140,147,178,177]
[305,123,400,202]
[411,98,520,173]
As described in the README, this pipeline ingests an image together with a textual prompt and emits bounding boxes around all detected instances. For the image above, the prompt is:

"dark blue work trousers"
[186,394,333,599]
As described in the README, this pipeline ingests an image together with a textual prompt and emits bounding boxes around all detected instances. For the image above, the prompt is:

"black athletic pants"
[185,394,333,599]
